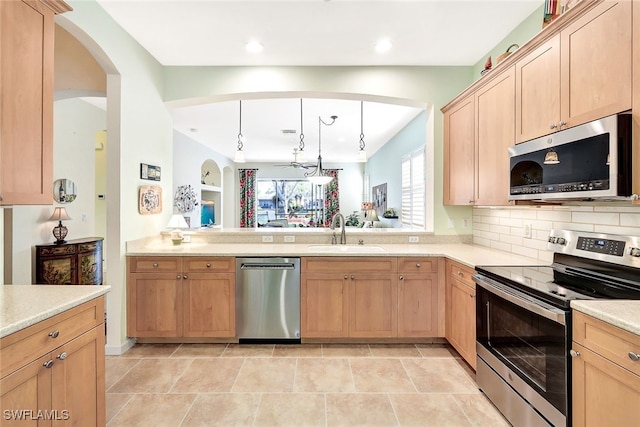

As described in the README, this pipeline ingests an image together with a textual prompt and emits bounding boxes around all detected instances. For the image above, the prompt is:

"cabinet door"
[398,273,439,338]
[77,241,103,285]
[446,277,476,369]
[0,0,56,205]
[572,342,640,427]
[183,273,235,337]
[349,273,397,338]
[51,325,105,427]
[37,256,74,285]
[127,273,182,337]
[443,95,475,205]
[515,34,561,143]
[301,273,349,338]
[561,0,631,128]
[475,67,515,206]
[0,353,52,426]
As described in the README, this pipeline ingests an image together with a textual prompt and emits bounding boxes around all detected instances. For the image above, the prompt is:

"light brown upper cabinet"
[474,67,515,206]
[0,0,71,205]
[443,67,515,206]
[443,95,475,205]
[515,0,631,143]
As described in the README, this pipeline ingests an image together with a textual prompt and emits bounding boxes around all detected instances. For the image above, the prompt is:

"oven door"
[475,274,570,427]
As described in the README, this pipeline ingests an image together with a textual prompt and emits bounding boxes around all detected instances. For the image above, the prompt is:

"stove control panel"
[576,236,625,257]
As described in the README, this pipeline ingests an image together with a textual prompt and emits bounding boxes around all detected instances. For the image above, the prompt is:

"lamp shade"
[167,214,189,229]
[366,209,380,222]
[48,207,71,222]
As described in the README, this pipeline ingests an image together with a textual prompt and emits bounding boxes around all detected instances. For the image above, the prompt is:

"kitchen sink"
[307,244,386,253]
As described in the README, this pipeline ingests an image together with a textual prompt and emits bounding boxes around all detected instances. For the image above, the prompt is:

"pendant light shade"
[305,115,337,185]
[234,100,246,163]
[357,101,367,162]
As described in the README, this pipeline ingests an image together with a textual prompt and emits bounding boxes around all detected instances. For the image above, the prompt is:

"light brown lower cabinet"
[445,260,476,369]
[301,257,443,340]
[571,310,640,426]
[126,256,235,339]
[0,297,105,426]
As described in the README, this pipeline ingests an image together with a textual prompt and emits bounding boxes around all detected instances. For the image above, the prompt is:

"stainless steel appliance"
[474,230,640,426]
[508,113,633,201]
[236,257,301,343]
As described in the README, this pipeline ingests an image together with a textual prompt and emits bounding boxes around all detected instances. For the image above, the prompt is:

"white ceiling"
[94,0,543,163]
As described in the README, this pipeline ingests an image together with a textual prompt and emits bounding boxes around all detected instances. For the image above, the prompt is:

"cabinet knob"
[206,263,211,268]
[57,352,68,360]
[48,330,60,338]
[183,275,188,280]
[399,275,404,280]
[0,194,3,201]
[43,360,54,369]
[550,123,558,129]
[470,293,475,298]
[344,275,348,280]
[559,121,566,128]
[457,270,463,276]
[570,349,580,358]
[351,275,355,280]
[415,263,421,268]
[629,352,640,362]
[176,275,182,279]
[153,263,159,268]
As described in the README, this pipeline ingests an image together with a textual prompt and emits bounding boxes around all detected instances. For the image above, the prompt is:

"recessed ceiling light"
[245,41,264,53]
[375,39,392,54]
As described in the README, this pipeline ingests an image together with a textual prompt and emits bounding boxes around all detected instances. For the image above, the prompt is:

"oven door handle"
[474,275,566,325]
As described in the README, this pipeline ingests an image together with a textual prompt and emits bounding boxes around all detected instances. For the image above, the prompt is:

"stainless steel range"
[473,230,640,427]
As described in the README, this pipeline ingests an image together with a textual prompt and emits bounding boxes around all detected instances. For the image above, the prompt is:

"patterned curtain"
[323,169,340,227]
[239,169,257,228]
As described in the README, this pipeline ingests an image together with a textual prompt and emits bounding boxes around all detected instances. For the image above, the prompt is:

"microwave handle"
[474,275,566,325]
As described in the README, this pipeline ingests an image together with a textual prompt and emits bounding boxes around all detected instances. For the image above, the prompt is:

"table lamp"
[167,214,189,245]
[49,207,71,244]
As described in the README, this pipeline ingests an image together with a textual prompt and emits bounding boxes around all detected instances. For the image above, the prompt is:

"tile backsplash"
[473,205,640,263]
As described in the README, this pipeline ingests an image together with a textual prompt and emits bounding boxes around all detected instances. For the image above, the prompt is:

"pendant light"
[234,100,246,163]
[297,98,307,163]
[357,101,367,162]
[305,115,337,185]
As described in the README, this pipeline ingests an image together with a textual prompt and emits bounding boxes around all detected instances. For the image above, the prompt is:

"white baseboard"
[105,337,136,356]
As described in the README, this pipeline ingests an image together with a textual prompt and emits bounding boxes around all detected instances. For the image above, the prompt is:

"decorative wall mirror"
[53,178,77,203]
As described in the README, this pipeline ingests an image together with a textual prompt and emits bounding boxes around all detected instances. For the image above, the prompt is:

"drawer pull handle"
[344,275,348,280]
[351,275,355,280]
[457,270,463,276]
[176,275,182,279]
[43,360,54,368]
[416,263,421,268]
[57,352,68,360]
[399,275,404,280]
[183,275,188,280]
[49,330,60,338]
[206,263,211,268]
[629,352,640,362]
[153,263,159,268]
[570,349,580,358]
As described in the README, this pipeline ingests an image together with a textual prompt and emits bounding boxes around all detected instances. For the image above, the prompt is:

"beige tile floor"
[106,343,510,426]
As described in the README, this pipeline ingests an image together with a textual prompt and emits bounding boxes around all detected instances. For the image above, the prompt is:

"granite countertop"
[126,241,542,270]
[571,300,640,336]
[0,285,111,338]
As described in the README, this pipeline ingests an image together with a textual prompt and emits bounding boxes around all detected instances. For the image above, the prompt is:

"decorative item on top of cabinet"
[0,0,72,205]
[445,260,476,369]
[515,0,632,143]
[571,310,640,426]
[35,237,103,285]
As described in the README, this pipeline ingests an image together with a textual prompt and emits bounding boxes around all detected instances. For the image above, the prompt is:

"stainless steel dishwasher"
[236,257,301,343]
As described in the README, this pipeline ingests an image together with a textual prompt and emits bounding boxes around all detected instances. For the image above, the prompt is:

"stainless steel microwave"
[508,113,632,201]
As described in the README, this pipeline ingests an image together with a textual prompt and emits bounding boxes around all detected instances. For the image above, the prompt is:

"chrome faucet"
[330,213,346,245]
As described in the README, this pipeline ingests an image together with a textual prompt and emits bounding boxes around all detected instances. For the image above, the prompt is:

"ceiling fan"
[275,148,315,169]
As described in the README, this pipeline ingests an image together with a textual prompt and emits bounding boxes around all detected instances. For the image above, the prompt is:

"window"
[256,179,324,227]
[401,147,425,229]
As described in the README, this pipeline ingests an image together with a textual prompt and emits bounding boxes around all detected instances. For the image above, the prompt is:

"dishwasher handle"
[240,263,296,270]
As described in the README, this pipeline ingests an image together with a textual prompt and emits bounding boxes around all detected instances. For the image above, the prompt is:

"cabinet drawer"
[128,256,181,273]
[0,297,104,378]
[303,257,397,273]
[446,260,475,288]
[183,257,234,273]
[398,257,439,273]
[573,311,640,377]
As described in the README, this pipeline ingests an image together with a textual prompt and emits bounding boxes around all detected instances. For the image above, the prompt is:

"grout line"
[386,392,402,427]
[105,358,142,393]
[166,358,195,394]
[398,358,420,393]
[105,393,135,425]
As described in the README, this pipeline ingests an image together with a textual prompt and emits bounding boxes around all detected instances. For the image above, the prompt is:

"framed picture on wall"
[140,163,161,181]
[138,185,162,214]
[372,183,387,218]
